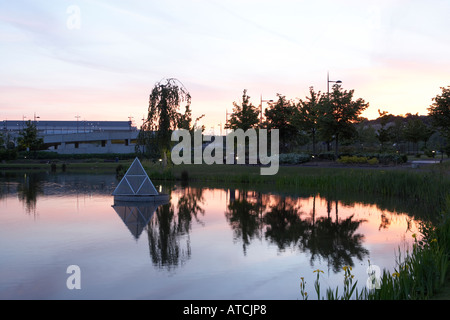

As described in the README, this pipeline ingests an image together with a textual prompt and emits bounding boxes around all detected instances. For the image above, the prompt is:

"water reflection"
[112,200,168,240]
[225,191,368,271]
[17,173,44,214]
[146,187,206,271]
[0,172,423,297]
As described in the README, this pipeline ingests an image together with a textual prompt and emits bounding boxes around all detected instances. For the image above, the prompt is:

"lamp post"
[260,95,274,125]
[327,72,342,97]
[75,114,80,133]
[326,72,342,153]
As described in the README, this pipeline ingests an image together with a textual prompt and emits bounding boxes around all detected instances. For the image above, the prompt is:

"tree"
[294,87,325,155]
[355,120,378,150]
[138,78,192,160]
[387,117,406,149]
[225,90,260,131]
[318,84,369,158]
[403,114,428,154]
[376,110,392,151]
[178,104,205,133]
[428,86,450,140]
[264,94,298,153]
[17,120,44,153]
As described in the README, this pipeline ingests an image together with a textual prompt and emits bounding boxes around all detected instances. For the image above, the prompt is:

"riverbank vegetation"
[300,198,450,300]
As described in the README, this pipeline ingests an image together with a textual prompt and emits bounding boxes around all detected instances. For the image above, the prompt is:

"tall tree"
[17,120,44,153]
[387,117,406,148]
[225,89,260,131]
[138,78,191,160]
[376,110,392,151]
[264,94,298,153]
[428,86,450,140]
[294,87,325,155]
[403,114,428,153]
[318,84,369,158]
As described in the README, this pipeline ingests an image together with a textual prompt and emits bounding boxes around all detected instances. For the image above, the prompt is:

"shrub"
[317,152,336,161]
[337,156,368,164]
[0,148,18,161]
[279,153,311,165]
[354,153,407,165]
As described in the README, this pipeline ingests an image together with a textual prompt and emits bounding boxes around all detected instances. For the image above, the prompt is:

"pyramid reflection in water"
[112,200,168,240]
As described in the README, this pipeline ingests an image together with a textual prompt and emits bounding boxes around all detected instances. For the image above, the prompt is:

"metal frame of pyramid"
[113,157,169,202]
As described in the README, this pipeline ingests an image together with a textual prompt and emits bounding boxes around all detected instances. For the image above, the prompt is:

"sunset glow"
[2,1,449,131]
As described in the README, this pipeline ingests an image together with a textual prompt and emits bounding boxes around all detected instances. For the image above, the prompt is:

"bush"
[355,153,407,165]
[279,153,311,165]
[0,148,18,161]
[317,152,336,161]
[337,156,368,164]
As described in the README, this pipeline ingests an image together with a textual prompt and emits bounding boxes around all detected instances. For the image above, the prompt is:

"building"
[1,120,139,154]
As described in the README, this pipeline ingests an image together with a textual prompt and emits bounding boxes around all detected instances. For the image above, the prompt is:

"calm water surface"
[0,172,422,299]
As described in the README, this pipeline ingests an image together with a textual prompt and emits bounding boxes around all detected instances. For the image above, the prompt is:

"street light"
[327,71,342,97]
[75,114,81,133]
[260,95,274,125]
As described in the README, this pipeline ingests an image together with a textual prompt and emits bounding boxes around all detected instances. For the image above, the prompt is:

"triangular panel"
[113,178,134,195]
[125,158,147,176]
[126,175,146,194]
[136,177,159,195]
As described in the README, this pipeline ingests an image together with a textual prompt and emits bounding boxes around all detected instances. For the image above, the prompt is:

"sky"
[1,0,450,134]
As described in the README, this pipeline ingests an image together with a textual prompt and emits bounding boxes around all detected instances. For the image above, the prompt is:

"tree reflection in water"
[224,190,264,255]
[226,192,369,272]
[146,186,205,271]
[16,173,45,215]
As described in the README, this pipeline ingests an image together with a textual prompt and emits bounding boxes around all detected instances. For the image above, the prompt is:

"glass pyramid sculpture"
[113,157,160,198]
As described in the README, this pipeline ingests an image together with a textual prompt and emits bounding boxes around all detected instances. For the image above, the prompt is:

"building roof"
[1,120,136,132]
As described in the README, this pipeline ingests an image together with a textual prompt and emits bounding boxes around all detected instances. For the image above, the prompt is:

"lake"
[0,171,421,299]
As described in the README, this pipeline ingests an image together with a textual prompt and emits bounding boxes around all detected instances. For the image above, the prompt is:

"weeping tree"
[138,78,193,162]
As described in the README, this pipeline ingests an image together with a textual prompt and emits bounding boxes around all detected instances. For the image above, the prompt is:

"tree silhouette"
[294,87,325,155]
[428,86,450,140]
[225,89,260,131]
[318,84,368,158]
[138,78,192,161]
[264,94,298,153]
[17,120,44,153]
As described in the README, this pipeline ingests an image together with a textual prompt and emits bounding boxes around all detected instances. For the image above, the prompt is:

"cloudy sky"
[1,0,449,133]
